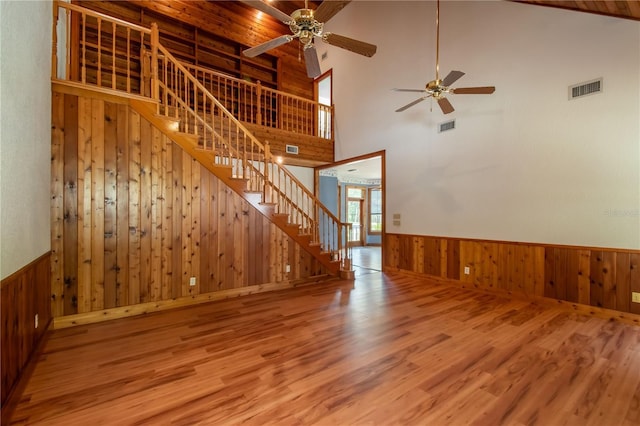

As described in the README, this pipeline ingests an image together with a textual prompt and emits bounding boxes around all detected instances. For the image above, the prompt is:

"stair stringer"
[130,98,341,276]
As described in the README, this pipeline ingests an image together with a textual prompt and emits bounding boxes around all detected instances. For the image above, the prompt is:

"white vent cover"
[569,78,602,100]
[438,119,456,133]
[285,144,299,155]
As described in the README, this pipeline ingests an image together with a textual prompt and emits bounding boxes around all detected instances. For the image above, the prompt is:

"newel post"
[256,80,263,126]
[150,23,159,101]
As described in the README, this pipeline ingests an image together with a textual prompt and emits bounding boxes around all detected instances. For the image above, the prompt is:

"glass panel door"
[347,199,364,246]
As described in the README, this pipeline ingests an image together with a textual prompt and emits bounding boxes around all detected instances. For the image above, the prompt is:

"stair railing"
[151,35,349,267]
[184,63,334,140]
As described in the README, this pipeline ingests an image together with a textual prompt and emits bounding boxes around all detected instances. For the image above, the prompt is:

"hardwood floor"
[351,246,381,276]
[9,271,640,425]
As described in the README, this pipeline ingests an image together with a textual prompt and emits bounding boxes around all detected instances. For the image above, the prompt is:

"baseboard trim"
[54,275,336,329]
[386,267,640,326]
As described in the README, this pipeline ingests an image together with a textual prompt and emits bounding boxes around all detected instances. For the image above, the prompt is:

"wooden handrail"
[56,1,151,34]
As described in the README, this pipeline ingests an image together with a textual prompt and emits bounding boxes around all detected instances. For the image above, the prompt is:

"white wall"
[0,1,52,279]
[320,1,640,249]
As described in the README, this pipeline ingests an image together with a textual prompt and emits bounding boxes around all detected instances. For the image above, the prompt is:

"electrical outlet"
[189,277,196,287]
[35,314,39,329]
[464,266,470,275]
[632,292,640,303]
[286,264,291,273]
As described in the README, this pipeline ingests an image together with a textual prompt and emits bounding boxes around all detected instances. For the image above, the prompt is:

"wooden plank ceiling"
[513,0,640,21]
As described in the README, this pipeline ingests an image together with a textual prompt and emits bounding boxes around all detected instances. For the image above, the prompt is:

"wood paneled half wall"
[1,253,52,414]
[385,233,640,316]
[51,88,329,321]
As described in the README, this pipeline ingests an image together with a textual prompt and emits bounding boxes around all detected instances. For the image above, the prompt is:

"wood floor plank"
[10,269,640,425]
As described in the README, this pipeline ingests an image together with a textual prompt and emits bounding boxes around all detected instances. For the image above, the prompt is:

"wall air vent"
[569,78,602,100]
[438,119,456,133]
[285,144,299,155]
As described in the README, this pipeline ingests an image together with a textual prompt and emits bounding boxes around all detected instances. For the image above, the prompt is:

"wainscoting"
[385,233,640,315]
[1,252,52,416]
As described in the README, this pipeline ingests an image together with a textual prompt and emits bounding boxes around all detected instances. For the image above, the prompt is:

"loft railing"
[184,63,333,140]
[52,1,350,271]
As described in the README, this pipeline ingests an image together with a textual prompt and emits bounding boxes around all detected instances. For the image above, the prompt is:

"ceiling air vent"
[569,78,602,100]
[285,144,299,155]
[438,119,456,133]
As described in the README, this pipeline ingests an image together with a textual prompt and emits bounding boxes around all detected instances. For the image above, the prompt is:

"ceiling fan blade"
[304,45,322,78]
[451,86,496,94]
[393,88,427,93]
[322,32,377,57]
[243,35,293,58]
[441,70,465,87]
[238,0,292,23]
[395,96,429,112]
[314,1,351,22]
[437,97,454,114]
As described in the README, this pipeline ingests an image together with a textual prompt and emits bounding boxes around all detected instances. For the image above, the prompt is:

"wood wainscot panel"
[51,88,329,321]
[1,252,52,423]
[384,233,640,315]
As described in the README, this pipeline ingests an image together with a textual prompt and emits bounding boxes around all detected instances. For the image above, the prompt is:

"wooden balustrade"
[52,1,152,95]
[185,63,334,140]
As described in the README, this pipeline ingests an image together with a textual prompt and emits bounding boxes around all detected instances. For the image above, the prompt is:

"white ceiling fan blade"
[395,96,429,112]
[304,45,322,78]
[322,32,377,57]
[314,1,351,22]
[437,97,455,114]
[441,70,465,87]
[238,0,292,23]
[243,35,293,58]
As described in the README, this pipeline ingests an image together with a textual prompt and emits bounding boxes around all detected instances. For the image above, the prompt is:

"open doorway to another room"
[315,151,385,276]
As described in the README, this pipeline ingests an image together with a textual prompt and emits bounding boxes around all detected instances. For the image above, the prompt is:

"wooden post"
[52,1,59,79]
[263,141,270,203]
[150,23,159,101]
[256,80,263,126]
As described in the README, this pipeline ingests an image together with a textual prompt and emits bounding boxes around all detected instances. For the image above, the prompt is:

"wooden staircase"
[131,98,343,274]
[52,1,352,278]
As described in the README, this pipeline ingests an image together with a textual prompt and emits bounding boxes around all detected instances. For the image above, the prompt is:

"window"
[369,188,382,234]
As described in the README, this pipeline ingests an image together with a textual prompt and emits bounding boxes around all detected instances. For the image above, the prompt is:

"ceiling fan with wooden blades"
[394,0,495,114]
[240,0,377,78]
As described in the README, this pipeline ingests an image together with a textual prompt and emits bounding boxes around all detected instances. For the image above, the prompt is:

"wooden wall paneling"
[242,198,250,286]
[232,184,243,288]
[128,108,142,305]
[180,145,192,296]
[564,249,580,303]
[116,104,130,306]
[1,253,52,412]
[63,94,79,316]
[414,236,424,274]
[447,239,460,281]
[171,143,183,297]
[91,98,106,311]
[78,97,94,314]
[246,205,257,286]
[425,237,440,276]
[602,251,617,310]
[484,242,499,290]
[103,101,118,309]
[222,187,233,289]
[630,254,640,315]
[590,250,605,308]
[544,247,556,299]
[51,92,65,318]
[208,173,219,292]
[139,117,152,302]
[616,252,631,313]
[473,241,485,289]
[161,135,173,299]
[190,161,201,294]
[439,239,448,279]
[532,247,545,297]
[150,127,163,301]
[577,249,591,305]
[199,163,211,293]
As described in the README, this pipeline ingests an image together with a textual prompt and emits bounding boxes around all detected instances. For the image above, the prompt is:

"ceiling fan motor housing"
[290,9,323,47]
